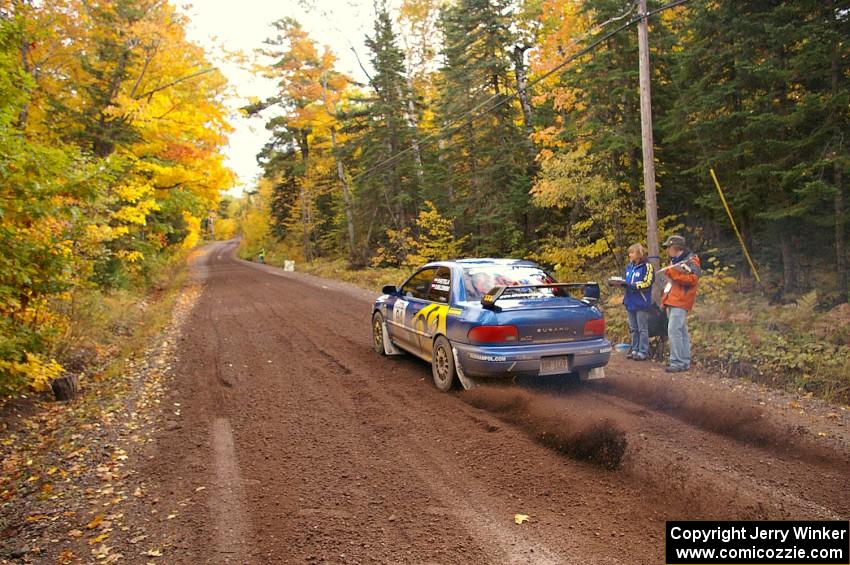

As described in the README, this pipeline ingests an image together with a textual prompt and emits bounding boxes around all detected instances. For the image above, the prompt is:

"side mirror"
[382,285,398,295]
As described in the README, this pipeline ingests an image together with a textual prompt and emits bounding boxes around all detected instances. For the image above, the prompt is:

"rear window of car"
[429,267,452,303]
[462,266,557,301]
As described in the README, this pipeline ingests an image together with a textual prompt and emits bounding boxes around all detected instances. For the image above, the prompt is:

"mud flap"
[382,323,404,356]
[579,367,606,380]
[452,347,482,390]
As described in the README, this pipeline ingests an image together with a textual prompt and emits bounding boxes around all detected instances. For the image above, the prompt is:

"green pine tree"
[436,0,533,256]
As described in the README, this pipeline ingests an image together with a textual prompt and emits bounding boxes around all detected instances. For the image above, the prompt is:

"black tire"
[372,311,387,355]
[431,336,457,392]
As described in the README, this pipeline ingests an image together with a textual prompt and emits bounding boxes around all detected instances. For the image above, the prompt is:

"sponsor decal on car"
[412,303,462,336]
[468,353,507,362]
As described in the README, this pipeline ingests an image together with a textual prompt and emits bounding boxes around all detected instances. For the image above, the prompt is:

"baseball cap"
[661,235,686,248]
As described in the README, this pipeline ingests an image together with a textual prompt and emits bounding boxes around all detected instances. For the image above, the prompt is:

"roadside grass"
[49,250,191,385]
[604,293,850,405]
[236,242,410,291]
[299,258,410,292]
[0,250,196,561]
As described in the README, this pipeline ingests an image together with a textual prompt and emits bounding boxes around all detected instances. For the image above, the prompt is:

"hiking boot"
[626,351,635,359]
[632,354,647,361]
[665,365,688,373]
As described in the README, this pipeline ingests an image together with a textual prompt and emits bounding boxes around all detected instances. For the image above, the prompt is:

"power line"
[270,0,691,209]
[350,0,691,185]
[348,1,639,183]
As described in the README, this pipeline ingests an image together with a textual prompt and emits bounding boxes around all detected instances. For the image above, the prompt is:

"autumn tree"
[436,0,533,255]
[357,5,422,234]
[253,18,352,261]
[0,0,233,393]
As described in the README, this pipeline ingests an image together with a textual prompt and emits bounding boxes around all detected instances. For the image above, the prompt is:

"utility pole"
[637,0,661,297]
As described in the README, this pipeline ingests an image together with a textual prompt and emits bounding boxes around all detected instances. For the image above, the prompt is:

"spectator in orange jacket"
[661,235,701,372]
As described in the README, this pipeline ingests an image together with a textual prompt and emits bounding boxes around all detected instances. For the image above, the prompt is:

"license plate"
[540,355,570,375]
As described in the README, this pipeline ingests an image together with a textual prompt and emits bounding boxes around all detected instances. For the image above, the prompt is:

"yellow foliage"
[181,212,201,249]
[112,198,160,226]
[373,202,466,266]
[117,250,145,263]
[85,224,128,244]
[372,227,419,267]
[241,209,271,252]
[214,218,237,241]
[0,354,64,393]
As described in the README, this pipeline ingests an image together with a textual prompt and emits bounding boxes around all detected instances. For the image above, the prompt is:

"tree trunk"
[512,45,534,140]
[94,45,133,157]
[400,78,425,186]
[17,32,31,129]
[329,127,356,260]
[780,238,796,294]
[297,130,312,262]
[51,374,79,401]
[836,163,847,301]
[831,0,848,301]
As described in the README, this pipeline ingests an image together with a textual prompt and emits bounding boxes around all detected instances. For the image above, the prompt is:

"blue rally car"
[371,259,612,391]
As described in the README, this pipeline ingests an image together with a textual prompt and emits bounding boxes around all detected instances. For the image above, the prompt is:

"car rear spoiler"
[481,282,600,310]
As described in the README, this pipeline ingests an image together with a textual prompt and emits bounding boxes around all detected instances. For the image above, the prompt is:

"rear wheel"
[372,311,387,355]
[431,336,457,392]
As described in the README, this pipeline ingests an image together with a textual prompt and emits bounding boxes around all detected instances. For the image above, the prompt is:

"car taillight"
[468,325,519,344]
[583,318,605,337]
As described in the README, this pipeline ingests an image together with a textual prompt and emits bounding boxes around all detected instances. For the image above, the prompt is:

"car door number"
[393,299,409,326]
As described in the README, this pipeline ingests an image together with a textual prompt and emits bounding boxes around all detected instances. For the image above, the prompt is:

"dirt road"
[140,241,848,564]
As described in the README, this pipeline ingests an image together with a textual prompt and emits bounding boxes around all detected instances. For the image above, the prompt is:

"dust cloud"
[462,387,627,470]
[592,374,844,465]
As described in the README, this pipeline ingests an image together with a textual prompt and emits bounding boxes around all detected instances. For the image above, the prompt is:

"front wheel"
[431,336,457,392]
[372,311,387,355]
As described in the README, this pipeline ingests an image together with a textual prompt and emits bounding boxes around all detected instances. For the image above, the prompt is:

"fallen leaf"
[58,549,76,564]
[143,549,163,557]
[514,514,529,524]
[194,486,206,492]
[68,529,84,538]
[86,514,105,530]
[89,533,110,545]
[26,514,48,523]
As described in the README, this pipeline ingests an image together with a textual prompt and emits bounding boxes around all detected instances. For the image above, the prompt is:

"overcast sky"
[177,0,378,196]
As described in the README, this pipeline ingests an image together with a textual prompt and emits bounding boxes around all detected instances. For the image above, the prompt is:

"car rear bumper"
[452,338,611,378]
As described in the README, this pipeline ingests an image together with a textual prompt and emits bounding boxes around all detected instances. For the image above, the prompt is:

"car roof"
[423,258,541,268]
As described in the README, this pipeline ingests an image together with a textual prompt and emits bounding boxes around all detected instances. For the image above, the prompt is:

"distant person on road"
[623,243,654,361]
[258,248,266,264]
[661,235,701,373]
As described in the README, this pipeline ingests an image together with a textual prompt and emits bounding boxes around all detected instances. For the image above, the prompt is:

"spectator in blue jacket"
[623,243,655,360]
